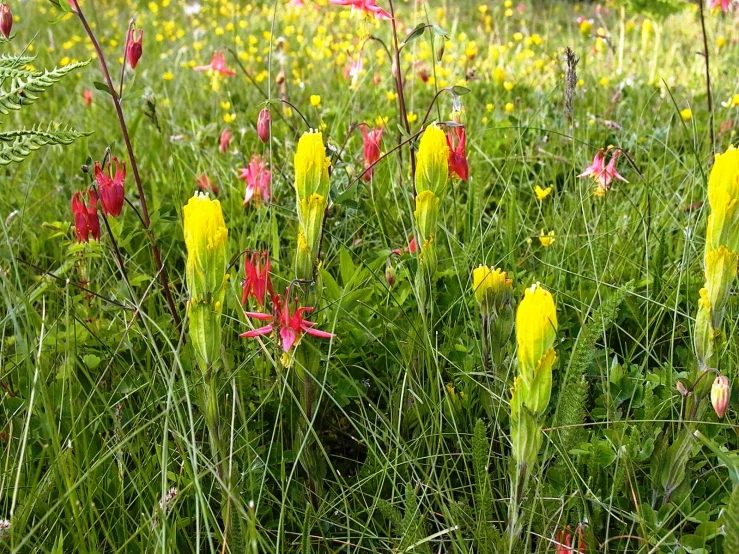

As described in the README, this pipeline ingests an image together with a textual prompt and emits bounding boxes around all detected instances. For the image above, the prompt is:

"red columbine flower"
[241,251,274,307]
[0,4,13,40]
[240,288,335,352]
[578,148,627,196]
[194,51,236,76]
[361,124,383,181]
[71,189,101,242]
[329,0,392,20]
[94,157,126,217]
[197,173,219,196]
[126,28,144,69]
[257,108,271,143]
[219,128,232,154]
[446,125,469,181]
[392,234,418,255]
[709,0,730,11]
[240,154,271,205]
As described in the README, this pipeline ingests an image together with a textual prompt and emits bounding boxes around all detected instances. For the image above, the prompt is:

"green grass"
[2,0,739,552]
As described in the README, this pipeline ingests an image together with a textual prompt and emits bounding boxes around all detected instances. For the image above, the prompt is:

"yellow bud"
[516,283,557,375]
[294,130,330,201]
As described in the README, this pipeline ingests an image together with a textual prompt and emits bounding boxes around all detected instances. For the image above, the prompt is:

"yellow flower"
[294,131,331,201]
[486,103,494,112]
[493,66,506,83]
[680,108,693,121]
[223,113,236,123]
[183,192,228,302]
[539,230,555,246]
[706,145,739,253]
[503,80,515,91]
[579,19,593,36]
[406,112,418,123]
[386,91,398,101]
[516,282,557,375]
[310,94,321,107]
[472,265,512,316]
[505,103,514,113]
[534,186,552,200]
[599,76,609,86]
[220,101,231,110]
[415,124,449,197]
[163,71,174,81]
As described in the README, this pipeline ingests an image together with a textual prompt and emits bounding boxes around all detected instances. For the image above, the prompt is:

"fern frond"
[0,126,90,165]
[553,284,631,455]
[0,59,89,115]
[724,485,739,552]
[0,54,36,77]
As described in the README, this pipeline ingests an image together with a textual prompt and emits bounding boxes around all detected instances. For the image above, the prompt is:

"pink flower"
[578,149,627,196]
[82,89,93,106]
[392,235,418,255]
[240,155,271,205]
[446,126,469,181]
[194,51,236,76]
[329,0,392,20]
[219,128,232,154]
[197,173,219,196]
[126,28,144,69]
[240,289,335,352]
[94,157,126,217]
[709,0,731,11]
[0,4,13,40]
[288,0,305,6]
[257,108,271,143]
[241,251,274,308]
[71,189,100,242]
[361,124,383,180]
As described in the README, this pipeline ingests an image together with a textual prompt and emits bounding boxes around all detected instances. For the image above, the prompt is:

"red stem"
[71,0,182,332]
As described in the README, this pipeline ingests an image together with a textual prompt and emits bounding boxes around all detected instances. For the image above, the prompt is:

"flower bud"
[257,108,271,143]
[0,4,13,40]
[126,28,144,70]
[711,375,730,419]
[472,265,512,317]
[385,262,397,288]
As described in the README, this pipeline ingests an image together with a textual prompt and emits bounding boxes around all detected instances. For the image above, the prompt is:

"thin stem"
[698,0,715,153]
[387,0,416,183]
[118,17,135,100]
[71,0,181,332]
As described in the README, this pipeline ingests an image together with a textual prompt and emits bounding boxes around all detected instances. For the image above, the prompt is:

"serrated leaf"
[0,59,90,115]
[0,125,90,165]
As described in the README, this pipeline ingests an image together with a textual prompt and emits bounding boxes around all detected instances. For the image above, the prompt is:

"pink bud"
[711,375,730,419]
[385,263,396,288]
[219,128,232,154]
[0,4,12,40]
[257,108,271,143]
[126,28,144,69]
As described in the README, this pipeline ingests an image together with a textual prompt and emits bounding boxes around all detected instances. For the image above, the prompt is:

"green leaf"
[0,125,90,165]
[451,85,471,96]
[724,485,739,552]
[401,23,427,48]
[93,80,113,96]
[82,354,101,369]
[0,59,90,115]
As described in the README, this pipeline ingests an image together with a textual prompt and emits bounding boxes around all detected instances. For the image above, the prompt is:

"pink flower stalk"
[71,189,100,242]
[329,0,392,20]
[709,0,731,11]
[219,128,232,154]
[240,288,335,352]
[94,157,126,217]
[194,51,236,76]
[240,155,271,205]
[578,149,627,196]
[241,251,274,307]
[361,124,383,181]
[126,28,144,69]
[446,126,469,181]
[197,173,219,196]
[257,108,271,143]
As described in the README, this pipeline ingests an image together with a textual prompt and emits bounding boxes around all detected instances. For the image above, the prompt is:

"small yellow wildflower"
[310,95,321,107]
[599,77,609,86]
[486,103,494,112]
[223,113,236,123]
[163,71,174,81]
[504,81,515,91]
[406,112,418,124]
[505,103,514,113]
[386,91,397,102]
[220,101,231,110]
[534,186,552,200]
[539,230,555,247]
[680,108,693,121]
